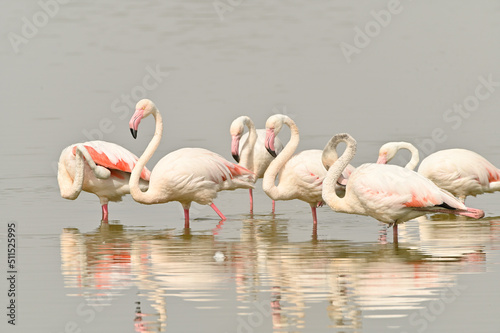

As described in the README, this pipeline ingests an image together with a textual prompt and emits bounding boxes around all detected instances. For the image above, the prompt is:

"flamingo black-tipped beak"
[130,128,138,139]
[266,146,277,158]
[129,109,144,140]
[230,135,241,163]
[265,128,277,157]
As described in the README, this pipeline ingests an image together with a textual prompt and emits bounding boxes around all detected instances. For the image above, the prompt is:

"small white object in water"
[213,251,225,262]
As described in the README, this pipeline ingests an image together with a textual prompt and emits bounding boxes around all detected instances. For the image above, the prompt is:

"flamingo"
[418,149,500,203]
[376,141,419,170]
[57,141,151,222]
[322,133,485,242]
[262,114,352,224]
[128,99,255,227]
[230,116,284,213]
[376,143,500,204]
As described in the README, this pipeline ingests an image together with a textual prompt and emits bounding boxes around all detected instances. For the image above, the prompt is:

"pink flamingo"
[57,141,150,222]
[322,133,484,242]
[376,142,500,204]
[418,149,500,203]
[230,116,283,213]
[128,99,255,227]
[263,114,352,225]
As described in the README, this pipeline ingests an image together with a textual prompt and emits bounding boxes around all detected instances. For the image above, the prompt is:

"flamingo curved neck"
[262,117,299,200]
[77,144,111,179]
[240,117,257,168]
[321,135,344,170]
[60,147,85,200]
[322,134,357,212]
[404,143,419,170]
[130,110,163,204]
[395,142,419,170]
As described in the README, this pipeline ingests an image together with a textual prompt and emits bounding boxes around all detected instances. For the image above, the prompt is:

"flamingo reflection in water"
[59,216,498,332]
[60,223,166,333]
[233,217,491,331]
[412,214,500,267]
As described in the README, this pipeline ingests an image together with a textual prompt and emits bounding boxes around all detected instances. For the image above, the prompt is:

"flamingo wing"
[455,149,500,184]
[201,149,255,183]
[73,141,151,180]
[280,150,326,201]
[157,148,255,186]
[419,149,500,196]
[296,164,324,191]
[351,164,466,214]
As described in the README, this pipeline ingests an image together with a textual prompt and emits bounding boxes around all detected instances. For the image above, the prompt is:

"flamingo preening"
[376,142,500,203]
[57,141,150,222]
[322,134,484,242]
[376,141,420,170]
[230,115,283,213]
[128,99,255,227]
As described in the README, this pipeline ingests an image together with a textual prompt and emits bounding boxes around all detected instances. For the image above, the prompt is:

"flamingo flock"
[58,99,497,240]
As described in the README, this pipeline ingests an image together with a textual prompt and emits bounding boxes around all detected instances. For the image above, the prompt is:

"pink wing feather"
[205,150,255,182]
[353,164,466,211]
[72,141,151,181]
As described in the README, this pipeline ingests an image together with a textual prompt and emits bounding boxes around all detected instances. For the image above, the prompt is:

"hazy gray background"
[2,0,500,181]
[1,1,500,332]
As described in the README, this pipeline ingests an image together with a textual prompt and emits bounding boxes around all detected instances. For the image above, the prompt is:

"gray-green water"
[1,0,500,332]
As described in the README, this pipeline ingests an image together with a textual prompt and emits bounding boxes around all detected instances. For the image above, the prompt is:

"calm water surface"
[1,0,500,332]
[55,212,500,333]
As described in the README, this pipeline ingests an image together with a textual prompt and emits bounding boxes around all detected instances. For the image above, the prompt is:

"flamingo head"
[229,117,246,163]
[129,99,157,139]
[377,142,400,164]
[265,114,286,158]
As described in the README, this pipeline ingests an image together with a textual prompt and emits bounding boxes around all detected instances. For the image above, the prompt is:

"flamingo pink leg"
[312,223,318,241]
[184,209,190,228]
[272,200,276,213]
[393,223,398,244]
[212,220,225,235]
[311,206,318,225]
[101,204,109,223]
[249,189,254,213]
[210,203,226,220]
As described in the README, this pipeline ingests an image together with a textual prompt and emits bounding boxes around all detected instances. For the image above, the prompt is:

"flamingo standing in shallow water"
[57,141,150,222]
[230,116,283,213]
[262,114,352,224]
[376,142,500,203]
[128,99,255,227]
[322,133,484,242]
[418,149,500,203]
